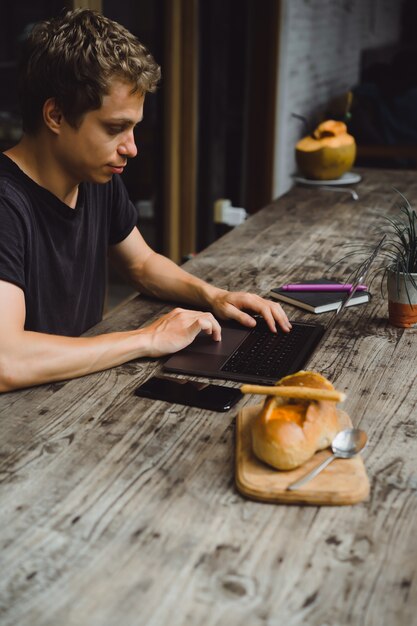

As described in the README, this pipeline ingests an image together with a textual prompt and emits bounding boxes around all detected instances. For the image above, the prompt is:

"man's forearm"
[133,251,224,309]
[110,227,226,309]
[0,307,223,393]
[0,328,147,392]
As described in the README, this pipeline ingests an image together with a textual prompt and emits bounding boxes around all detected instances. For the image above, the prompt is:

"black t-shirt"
[0,153,137,336]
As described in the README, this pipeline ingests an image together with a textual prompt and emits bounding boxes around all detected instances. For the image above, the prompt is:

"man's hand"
[138,308,222,357]
[207,289,292,333]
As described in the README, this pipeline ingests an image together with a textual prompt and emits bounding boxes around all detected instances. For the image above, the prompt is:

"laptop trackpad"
[177,327,249,356]
[164,352,227,373]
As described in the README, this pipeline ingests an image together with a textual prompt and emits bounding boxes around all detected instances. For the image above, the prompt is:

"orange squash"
[295,120,356,180]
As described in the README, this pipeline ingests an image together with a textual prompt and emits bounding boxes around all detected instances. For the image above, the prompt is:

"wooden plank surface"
[0,169,416,626]
[236,407,370,505]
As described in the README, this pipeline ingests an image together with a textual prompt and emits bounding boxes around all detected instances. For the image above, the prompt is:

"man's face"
[55,79,144,184]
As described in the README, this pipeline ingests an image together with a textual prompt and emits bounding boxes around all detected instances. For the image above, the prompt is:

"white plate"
[294,172,362,186]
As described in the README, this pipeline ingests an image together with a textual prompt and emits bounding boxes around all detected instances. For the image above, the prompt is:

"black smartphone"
[134,376,242,412]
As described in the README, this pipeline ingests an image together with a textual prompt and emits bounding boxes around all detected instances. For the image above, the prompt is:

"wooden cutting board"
[235,404,370,505]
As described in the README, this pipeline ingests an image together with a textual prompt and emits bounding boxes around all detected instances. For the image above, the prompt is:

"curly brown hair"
[18,9,161,133]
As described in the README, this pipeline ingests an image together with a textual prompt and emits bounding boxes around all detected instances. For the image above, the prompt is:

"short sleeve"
[108,175,138,245]
[0,198,26,292]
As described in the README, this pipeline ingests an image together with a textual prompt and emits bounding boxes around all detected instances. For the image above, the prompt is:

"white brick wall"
[273,0,405,197]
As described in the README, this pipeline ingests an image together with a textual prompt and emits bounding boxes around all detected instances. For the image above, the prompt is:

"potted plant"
[335,189,417,327]
[382,191,417,327]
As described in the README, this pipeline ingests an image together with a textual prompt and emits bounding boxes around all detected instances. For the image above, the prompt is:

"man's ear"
[43,98,64,134]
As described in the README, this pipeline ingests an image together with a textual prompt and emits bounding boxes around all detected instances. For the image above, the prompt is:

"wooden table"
[1,169,416,626]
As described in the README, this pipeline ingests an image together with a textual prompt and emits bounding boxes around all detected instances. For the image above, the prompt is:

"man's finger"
[192,314,222,341]
[221,306,257,328]
[270,303,292,332]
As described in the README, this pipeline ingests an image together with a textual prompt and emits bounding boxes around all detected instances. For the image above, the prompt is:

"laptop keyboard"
[221,319,324,381]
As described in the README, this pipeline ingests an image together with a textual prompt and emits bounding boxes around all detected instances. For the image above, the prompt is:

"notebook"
[269,279,370,314]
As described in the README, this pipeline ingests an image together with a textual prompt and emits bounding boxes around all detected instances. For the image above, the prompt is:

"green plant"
[332,189,417,301]
[381,189,417,276]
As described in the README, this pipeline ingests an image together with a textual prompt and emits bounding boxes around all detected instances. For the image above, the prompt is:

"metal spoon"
[286,428,368,491]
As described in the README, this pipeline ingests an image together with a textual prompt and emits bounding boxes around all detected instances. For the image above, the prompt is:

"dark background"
[1,1,417,255]
[0,0,278,254]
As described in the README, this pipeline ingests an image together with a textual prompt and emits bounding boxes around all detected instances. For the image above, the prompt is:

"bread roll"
[251,371,341,470]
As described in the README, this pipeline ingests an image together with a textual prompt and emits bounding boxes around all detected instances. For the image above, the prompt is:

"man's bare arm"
[0,280,221,392]
[109,227,291,333]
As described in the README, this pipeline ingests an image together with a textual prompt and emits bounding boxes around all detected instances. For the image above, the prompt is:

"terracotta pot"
[387,268,417,328]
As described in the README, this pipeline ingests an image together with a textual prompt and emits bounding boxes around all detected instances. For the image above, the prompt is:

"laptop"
[163,238,385,385]
[163,316,325,385]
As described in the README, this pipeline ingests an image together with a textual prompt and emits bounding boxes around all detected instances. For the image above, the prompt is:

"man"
[0,9,290,393]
